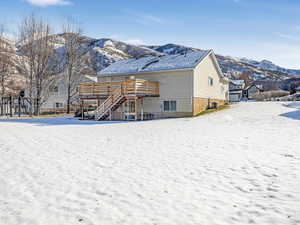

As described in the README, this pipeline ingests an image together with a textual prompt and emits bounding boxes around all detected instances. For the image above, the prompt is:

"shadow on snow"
[280,110,300,121]
[280,102,300,121]
[0,116,133,126]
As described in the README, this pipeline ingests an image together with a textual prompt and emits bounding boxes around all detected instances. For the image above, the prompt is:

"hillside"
[1,35,299,94]
[51,34,163,73]
[0,38,25,95]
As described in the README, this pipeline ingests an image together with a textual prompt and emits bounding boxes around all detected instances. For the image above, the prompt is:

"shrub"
[253,90,289,101]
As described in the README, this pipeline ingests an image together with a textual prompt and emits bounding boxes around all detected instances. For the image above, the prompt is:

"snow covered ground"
[0,102,300,225]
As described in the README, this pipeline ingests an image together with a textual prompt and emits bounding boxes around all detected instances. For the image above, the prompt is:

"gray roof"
[98,50,211,76]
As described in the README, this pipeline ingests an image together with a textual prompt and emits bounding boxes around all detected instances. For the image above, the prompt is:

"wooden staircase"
[95,85,126,120]
[80,79,160,120]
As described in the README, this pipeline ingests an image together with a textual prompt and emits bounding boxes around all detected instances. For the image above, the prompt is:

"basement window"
[208,77,214,86]
[164,101,177,112]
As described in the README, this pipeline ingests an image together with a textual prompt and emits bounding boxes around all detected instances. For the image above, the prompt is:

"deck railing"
[79,79,159,99]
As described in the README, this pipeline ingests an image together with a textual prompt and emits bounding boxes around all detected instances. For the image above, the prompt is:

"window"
[164,101,169,111]
[208,77,214,86]
[51,86,59,93]
[170,101,176,111]
[125,100,135,113]
[164,101,176,112]
[129,101,135,113]
[55,102,63,108]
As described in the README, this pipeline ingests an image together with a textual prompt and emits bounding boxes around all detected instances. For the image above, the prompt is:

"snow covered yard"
[0,102,300,225]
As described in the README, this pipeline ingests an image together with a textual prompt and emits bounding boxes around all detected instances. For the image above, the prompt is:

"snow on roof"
[230,80,245,86]
[245,84,263,91]
[83,75,97,82]
[98,50,211,76]
[229,90,243,94]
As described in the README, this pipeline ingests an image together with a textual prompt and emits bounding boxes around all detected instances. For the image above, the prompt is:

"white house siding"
[41,79,67,110]
[192,54,228,115]
[193,54,228,100]
[98,70,194,118]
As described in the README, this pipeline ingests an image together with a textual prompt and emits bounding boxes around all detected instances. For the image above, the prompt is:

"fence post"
[18,96,21,117]
[9,96,13,117]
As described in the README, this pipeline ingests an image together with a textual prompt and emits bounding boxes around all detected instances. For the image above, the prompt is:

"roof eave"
[98,67,195,77]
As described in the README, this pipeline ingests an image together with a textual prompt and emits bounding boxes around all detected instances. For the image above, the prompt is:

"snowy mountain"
[238,58,300,76]
[48,35,162,73]
[147,43,199,55]
[2,34,300,94]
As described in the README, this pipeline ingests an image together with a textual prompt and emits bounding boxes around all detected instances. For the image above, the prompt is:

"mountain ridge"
[1,34,299,94]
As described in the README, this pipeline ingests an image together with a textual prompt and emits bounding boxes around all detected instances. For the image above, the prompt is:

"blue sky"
[1,0,300,69]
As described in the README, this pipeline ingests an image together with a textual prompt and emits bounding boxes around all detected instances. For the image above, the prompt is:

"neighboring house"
[243,84,264,100]
[79,50,229,120]
[229,80,245,102]
[229,81,264,102]
[25,75,97,113]
[42,75,97,112]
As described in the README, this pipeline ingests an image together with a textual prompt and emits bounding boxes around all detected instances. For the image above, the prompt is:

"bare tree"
[18,14,59,115]
[238,72,252,87]
[0,23,13,115]
[61,19,85,113]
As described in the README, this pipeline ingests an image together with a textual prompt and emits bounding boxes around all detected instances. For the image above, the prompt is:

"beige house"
[79,50,229,120]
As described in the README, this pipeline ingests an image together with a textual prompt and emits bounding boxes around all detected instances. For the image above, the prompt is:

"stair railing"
[95,84,123,120]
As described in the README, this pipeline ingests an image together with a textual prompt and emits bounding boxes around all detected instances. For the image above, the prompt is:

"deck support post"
[81,100,84,120]
[141,98,144,121]
[135,97,137,121]
[126,99,129,121]
[0,97,3,116]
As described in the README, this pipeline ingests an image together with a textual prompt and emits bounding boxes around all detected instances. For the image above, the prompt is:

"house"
[42,75,97,112]
[229,80,245,102]
[243,84,264,100]
[229,81,264,102]
[24,75,97,113]
[79,50,229,120]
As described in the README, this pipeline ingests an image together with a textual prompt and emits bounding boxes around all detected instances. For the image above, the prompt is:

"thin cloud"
[276,32,300,41]
[123,10,168,26]
[125,39,145,46]
[25,0,72,7]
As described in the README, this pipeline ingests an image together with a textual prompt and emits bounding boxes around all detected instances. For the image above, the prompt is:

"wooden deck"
[79,79,160,100]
